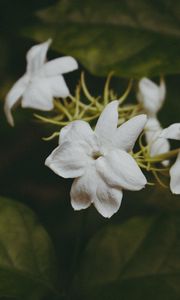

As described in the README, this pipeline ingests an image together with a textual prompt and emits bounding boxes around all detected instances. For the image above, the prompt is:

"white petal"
[4,74,29,126]
[59,120,98,154]
[114,114,147,151]
[94,179,123,218]
[146,117,161,133]
[145,118,170,157]
[170,152,180,194]
[70,166,96,210]
[96,149,147,191]
[45,75,70,98]
[95,101,119,149]
[39,56,78,77]
[45,141,89,178]
[137,77,164,115]
[22,75,72,110]
[160,123,180,140]
[71,166,122,218]
[147,136,170,166]
[148,138,170,167]
[26,39,52,75]
[22,78,53,110]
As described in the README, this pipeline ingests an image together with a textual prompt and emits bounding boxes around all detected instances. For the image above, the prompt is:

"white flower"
[137,77,170,164]
[160,123,180,194]
[45,101,147,218]
[145,117,170,165]
[137,77,166,115]
[4,39,78,126]
[160,123,180,141]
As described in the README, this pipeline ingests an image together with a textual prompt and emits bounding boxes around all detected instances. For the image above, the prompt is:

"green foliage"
[23,0,180,77]
[0,197,59,300]
[74,214,180,300]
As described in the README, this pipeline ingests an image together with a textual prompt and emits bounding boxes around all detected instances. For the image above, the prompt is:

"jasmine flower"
[160,123,180,194]
[4,39,78,126]
[45,101,147,218]
[137,78,170,164]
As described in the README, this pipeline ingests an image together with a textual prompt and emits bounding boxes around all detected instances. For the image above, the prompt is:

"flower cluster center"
[92,151,102,160]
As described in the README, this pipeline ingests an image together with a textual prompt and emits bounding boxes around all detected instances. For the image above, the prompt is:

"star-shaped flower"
[4,39,78,126]
[160,123,180,194]
[137,78,170,163]
[45,101,147,218]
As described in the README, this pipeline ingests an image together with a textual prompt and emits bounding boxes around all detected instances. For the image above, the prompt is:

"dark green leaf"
[0,197,59,300]
[23,0,180,77]
[73,214,180,300]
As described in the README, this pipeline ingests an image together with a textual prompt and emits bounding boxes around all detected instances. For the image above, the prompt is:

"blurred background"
[0,1,180,299]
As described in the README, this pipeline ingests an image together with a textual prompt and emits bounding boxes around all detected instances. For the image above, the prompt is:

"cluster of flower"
[4,39,180,218]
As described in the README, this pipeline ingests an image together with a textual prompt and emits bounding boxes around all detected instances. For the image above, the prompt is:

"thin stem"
[147,148,180,162]
[74,85,81,118]
[69,94,97,112]
[43,132,59,141]
[34,114,69,126]
[81,72,96,104]
[118,104,140,112]
[152,170,168,188]
[81,73,102,110]
[54,100,73,121]
[83,113,100,122]
[119,79,133,104]
[103,71,114,105]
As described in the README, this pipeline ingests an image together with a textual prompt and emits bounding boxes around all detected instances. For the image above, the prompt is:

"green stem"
[54,101,73,121]
[103,71,114,105]
[147,148,180,162]
[119,79,133,104]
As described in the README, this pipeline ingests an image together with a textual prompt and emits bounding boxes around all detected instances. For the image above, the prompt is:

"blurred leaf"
[0,197,59,300]
[22,0,180,77]
[73,214,180,300]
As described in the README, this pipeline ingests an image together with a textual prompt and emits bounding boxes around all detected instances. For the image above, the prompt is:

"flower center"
[92,151,102,160]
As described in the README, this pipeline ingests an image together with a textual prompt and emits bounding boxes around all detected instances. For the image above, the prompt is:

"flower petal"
[94,179,123,218]
[71,166,123,218]
[114,114,147,151]
[45,141,89,178]
[96,149,147,191]
[26,39,51,75]
[22,78,53,110]
[145,118,170,164]
[170,152,180,194]
[160,123,180,141]
[137,77,165,115]
[45,75,70,98]
[70,166,96,210]
[59,120,98,154]
[4,74,29,126]
[39,56,78,77]
[95,100,119,149]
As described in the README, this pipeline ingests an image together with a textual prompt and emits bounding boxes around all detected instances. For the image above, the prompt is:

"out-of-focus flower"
[160,123,180,141]
[4,39,78,126]
[137,77,170,164]
[45,101,147,218]
[160,123,180,194]
[137,77,166,115]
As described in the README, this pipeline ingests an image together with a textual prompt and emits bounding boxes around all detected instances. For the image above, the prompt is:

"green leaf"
[0,197,59,300]
[22,0,180,77]
[73,214,180,300]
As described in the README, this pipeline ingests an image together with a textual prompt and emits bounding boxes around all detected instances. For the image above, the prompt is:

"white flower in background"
[45,101,147,218]
[4,39,78,126]
[137,78,170,164]
[160,123,180,194]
